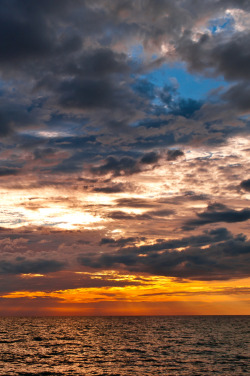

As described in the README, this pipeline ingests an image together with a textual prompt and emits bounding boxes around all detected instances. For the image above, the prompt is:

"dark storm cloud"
[0,113,14,136]
[177,29,250,81]
[176,28,250,113]
[14,134,47,150]
[78,230,250,280]
[184,204,250,228]
[0,101,46,136]
[58,77,136,112]
[240,179,250,192]
[167,149,184,161]
[0,0,248,147]
[123,227,236,254]
[33,147,59,160]
[140,151,160,164]
[0,167,20,176]
[100,237,144,247]
[1,0,249,81]
[0,258,65,275]
[60,48,130,78]
[100,227,233,250]
[27,135,100,175]
[0,1,141,135]
[91,151,163,177]
[222,82,250,111]
[0,0,54,64]
[91,156,140,177]
[93,183,129,194]
[106,0,250,60]
[0,0,100,68]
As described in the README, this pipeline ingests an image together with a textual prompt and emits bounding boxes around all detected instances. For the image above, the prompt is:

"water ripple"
[0,316,249,375]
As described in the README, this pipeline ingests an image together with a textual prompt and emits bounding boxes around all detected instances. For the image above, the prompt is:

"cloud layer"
[0,1,249,314]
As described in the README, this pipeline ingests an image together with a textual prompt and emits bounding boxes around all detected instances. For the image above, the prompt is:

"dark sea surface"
[0,316,249,375]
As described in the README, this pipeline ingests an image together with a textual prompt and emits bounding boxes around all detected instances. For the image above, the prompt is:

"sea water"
[0,316,249,375]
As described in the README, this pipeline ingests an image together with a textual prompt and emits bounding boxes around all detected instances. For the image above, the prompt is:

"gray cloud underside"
[0,0,249,143]
[0,258,65,275]
[184,204,250,229]
[0,224,249,282]
[78,229,250,280]
[240,179,250,192]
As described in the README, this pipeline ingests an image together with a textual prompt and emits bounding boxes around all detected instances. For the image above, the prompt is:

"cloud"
[222,82,250,111]
[78,231,250,280]
[60,48,130,78]
[177,28,250,81]
[0,258,66,275]
[123,227,235,254]
[184,204,250,228]
[147,209,175,217]
[58,77,136,113]
[0,101,46,136]
[107,211,151,221]
[0,0,249,147]
[91,156,140,177]
[90,151,165,178]
[100,236,144,247]
[93,183,129,194]
[115,198,157,208]
[240,179,250,192]
[106,208,174,221]
[0,0,54,64]
[0,167,20,176]
[140,151,160,164]
[167,149,184,161]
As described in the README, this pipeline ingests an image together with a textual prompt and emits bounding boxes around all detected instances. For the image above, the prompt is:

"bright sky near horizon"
[0,0,249,315]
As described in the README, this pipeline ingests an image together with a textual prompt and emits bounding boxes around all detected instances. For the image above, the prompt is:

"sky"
[0,0,250,316]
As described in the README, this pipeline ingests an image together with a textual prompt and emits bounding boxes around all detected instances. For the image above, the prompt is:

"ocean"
[0,316,249,375]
